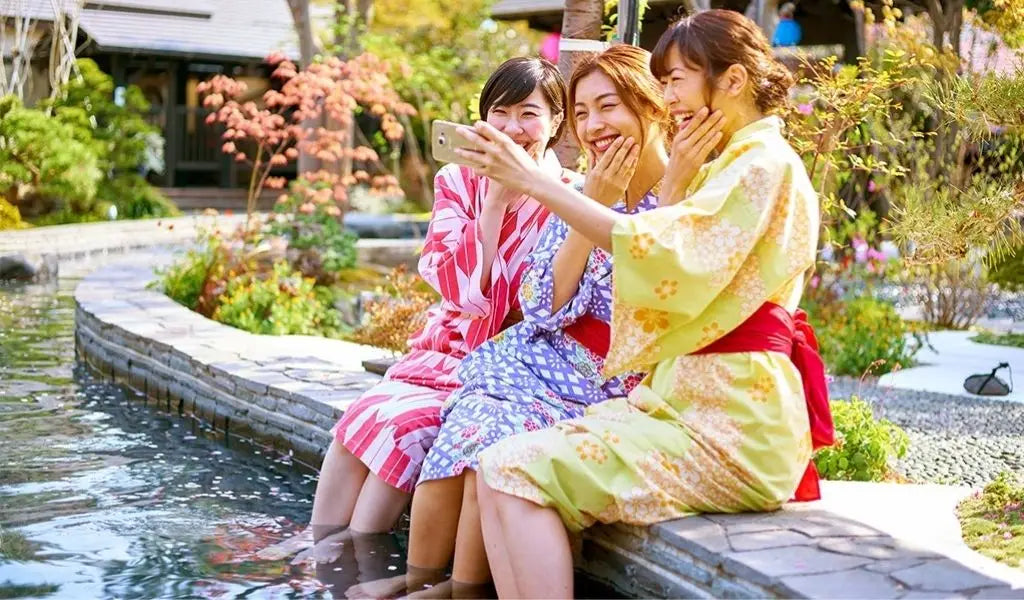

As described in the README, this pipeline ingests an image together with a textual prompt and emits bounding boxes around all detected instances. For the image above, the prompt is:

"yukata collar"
[723,115,784,149]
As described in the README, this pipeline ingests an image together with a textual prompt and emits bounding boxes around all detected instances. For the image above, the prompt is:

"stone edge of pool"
[69,255,1024,599]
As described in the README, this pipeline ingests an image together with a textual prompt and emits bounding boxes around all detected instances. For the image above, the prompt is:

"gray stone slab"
[892,559,1008,593]
[781,568,908,599]
[900,593,968,599]
[653,516,731,565]
[723,545,873,586]
[818,537,934,561]
[281,400,320,424]
[579,534,715,599]
[704,513,786,534]
[759,512,883,538]
[865,558,935,574]
[729,529,816,552]
[971,586,1024,598]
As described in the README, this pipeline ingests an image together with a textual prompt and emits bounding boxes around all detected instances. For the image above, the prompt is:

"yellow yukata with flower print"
[478,116,820,532]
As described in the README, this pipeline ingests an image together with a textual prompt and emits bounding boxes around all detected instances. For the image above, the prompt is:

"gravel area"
[829,378,1024,487]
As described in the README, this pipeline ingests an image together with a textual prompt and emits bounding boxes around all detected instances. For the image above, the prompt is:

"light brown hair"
[567,44,672,148]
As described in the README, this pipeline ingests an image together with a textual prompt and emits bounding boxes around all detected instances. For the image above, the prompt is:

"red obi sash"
[564,314,611,358]
[693,302,834,502]
[563,302,833,502]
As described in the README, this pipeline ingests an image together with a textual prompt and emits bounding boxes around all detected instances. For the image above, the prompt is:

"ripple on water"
[0,260,625,600]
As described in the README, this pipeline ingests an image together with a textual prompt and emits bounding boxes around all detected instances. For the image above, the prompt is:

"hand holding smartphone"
[431,120,475,165]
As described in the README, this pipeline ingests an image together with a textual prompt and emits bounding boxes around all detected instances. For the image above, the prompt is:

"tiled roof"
[492,0,680,18]
[1,0,299,61]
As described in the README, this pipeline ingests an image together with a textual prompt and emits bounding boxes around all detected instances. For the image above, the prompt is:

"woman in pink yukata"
[301,58,578,554]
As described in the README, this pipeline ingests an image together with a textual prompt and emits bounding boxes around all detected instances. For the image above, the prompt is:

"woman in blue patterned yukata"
[346,45,675,600]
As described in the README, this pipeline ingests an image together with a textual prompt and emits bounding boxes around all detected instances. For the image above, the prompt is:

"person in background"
[772,2,802,47]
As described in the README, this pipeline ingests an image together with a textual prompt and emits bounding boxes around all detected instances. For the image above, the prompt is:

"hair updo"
[651,9,794,114]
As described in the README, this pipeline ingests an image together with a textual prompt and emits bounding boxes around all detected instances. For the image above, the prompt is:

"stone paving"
[72,256,1024,599]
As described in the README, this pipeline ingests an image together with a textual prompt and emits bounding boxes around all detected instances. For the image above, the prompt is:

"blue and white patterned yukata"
[416,191,657,484]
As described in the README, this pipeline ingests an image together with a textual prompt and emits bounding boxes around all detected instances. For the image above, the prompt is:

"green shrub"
[0,95,101,217]
[814,397,910,482]
[154,238,221,310]
[106,174,179,219]
[267,176,358,283]
[987,246,1024,292]
[806,296,917,377]
[43,59,176,221]
[0,196,25,231]
[212,261,345,337]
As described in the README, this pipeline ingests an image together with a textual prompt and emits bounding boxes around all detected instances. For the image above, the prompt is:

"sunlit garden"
[2,0,1024,597]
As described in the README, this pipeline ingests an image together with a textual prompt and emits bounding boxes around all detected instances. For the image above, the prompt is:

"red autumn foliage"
[196,51,416,226]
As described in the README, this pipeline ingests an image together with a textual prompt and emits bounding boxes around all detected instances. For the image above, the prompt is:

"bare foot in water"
[344,574,410,599]
[291,528,353,565]
[406,578,453,599]
[255,526,314,561]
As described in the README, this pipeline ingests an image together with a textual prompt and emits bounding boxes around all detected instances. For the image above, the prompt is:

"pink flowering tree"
[197,51,415,226]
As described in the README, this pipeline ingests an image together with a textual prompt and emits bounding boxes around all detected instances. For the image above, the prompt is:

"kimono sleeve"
[518,215,609,331]
[610,145,789,323]
[417,165,493,318]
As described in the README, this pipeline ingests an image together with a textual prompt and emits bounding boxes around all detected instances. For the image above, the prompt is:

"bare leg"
[347,476,464,599]
[450,470,490,585]
[476,475,520,599]
[407,476,464,568]
[479,476,573,599]
[348,473,412,534]
[259,440,366,561]
[310,440,370,533]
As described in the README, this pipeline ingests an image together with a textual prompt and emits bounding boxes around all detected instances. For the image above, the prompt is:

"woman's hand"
[660,107,725,207]
[583,137,640,207]
[456,122,547,197]
[485,178,524,207]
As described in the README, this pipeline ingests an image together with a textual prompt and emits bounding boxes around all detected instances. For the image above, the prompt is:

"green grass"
[958,472,1024,570]
[971,330,1024,349]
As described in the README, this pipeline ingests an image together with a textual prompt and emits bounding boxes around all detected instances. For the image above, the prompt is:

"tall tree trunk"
[553,0,604,168]
[333,0,374,181]
[925,0,964,178]
[287,0,322,175]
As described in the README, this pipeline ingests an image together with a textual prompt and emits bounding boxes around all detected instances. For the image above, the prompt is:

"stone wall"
[73,260,1024,599]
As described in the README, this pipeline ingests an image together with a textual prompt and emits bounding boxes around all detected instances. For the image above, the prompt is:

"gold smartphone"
[431,119,474,165]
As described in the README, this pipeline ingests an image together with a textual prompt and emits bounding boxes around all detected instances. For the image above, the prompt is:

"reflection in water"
[0,269,408,599]
[0,258,621,599]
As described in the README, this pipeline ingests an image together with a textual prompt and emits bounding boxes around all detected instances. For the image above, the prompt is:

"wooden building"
[1,0,302,205]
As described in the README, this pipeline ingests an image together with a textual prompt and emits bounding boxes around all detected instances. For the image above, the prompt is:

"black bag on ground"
[963,362,1013,396]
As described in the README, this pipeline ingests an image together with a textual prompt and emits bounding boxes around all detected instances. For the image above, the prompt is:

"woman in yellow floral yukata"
[452,9,834,599]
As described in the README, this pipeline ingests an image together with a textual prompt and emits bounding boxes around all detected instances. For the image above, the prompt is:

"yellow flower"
[697,322,726,348]
[654,279,678,300]
[520,282,535,303]
[635,307,670,334]
[629,233,655,260]
[575,439,608,464]
[602,430,621,445]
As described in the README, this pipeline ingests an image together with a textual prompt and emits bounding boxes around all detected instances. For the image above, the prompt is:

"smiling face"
[485,87,559,160]
[659,46,714,129]
[571,70,645,162]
